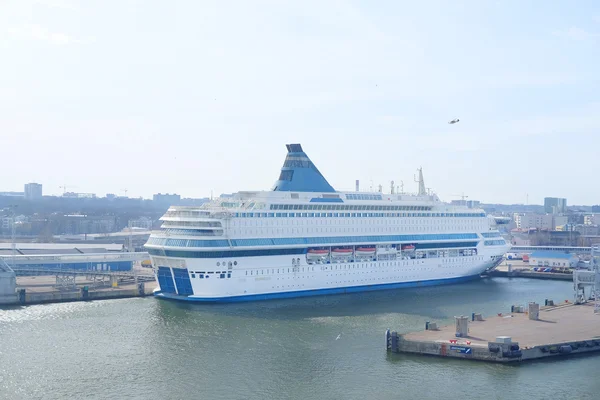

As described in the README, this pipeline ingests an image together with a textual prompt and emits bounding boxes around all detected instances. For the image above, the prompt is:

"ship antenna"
[414,167,426,195]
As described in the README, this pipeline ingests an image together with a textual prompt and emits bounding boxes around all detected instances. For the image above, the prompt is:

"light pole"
[10,204,17,269]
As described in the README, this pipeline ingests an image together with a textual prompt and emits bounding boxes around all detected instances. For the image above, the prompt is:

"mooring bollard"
[386,329,391,350]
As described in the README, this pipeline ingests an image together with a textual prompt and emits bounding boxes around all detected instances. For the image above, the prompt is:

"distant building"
[578,235,600,247]
[574,224,600,236]
[544,197,567,214]
[529,230,580,247]
[0,215,27,232]
[106,193,116,200]
[510,231,532,246]
[450,199,480,208]
[24,183,43,200]
[128,217,154,230]
[592,205,600,213]
[451,200,480,209]
[529,251,578,269]
[153,193,181,205]
[0,191,24,197]
[63,192,96,199]
[513,213,567,231]
[180,197,210,206]
[57,214,116,235]
[553,215,569,230]
[466,200,481,209]
[1,217,13,230]
[584,215,600,225]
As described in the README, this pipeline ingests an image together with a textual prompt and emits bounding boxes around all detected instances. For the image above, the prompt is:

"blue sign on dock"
[450,346,472,354]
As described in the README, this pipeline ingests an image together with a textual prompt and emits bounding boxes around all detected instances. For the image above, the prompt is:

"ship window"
[227,273,231,278]
[220,273,225,279]
[191,273,196,278]
[199,274,204,278]
[278,170,294,181]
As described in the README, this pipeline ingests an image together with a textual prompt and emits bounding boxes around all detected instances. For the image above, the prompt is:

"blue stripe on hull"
[153,274,482,303]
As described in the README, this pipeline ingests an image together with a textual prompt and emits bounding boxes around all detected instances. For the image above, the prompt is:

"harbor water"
[1,278,599,400]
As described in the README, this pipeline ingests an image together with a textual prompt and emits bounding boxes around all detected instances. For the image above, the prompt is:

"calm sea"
[1,278,598,400]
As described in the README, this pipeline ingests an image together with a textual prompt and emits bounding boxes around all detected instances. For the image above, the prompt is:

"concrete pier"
[387,302,600,363]
[489,268,572,281]
[0,260,17,305]
[1,269,157,306]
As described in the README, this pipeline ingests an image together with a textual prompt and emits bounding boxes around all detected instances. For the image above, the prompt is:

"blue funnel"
[272,144,335,192]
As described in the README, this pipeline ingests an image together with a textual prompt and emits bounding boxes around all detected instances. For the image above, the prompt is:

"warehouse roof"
[530,251,577,259]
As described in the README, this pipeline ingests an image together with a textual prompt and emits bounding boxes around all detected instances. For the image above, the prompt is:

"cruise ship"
[145,144,510,302]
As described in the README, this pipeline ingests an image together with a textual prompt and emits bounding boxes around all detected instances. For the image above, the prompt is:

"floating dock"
[386,302,600,363]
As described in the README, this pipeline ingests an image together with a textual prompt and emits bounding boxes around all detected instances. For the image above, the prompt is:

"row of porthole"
[216,261,238,267]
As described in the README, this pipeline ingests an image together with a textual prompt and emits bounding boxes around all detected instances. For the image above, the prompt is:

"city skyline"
[2,181,600,208]
[1,1,599,204]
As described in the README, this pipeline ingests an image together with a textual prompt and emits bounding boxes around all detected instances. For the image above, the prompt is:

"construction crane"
[59,185,78,195]
[451,193,469,206]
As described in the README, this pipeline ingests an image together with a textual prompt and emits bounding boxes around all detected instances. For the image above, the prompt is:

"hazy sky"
[1,1,599,204]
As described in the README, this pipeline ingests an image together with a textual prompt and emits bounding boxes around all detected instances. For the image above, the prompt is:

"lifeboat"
[307,249,329,260]
[401,244,416,251]
[331,248,353,257]
[355,247,376,257]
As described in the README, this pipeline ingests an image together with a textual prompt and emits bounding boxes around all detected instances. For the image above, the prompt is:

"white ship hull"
[151,246,507,302]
